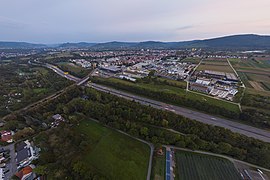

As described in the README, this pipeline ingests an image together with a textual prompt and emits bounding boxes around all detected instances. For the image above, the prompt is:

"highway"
[45,64,81,82]
[89,83,270,143]
[42,64,270,143]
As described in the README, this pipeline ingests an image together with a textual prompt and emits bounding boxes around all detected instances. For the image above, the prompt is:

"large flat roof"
[225,73,238,81]
[204,70,225,76]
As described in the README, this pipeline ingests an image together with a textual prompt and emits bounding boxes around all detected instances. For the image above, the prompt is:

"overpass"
[45,64,81,82]
[77,77,90,86]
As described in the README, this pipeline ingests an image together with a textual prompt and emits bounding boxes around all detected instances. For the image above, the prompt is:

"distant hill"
[59,42,97,48]
[91,41,136,49]
[89,34,270,50]
[135,41,168,49]
[0,41,47,49]
[187,34,270,49]
[1,34,270,50]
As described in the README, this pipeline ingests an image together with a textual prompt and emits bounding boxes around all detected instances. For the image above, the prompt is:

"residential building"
[16,140,39,169]
[15,165,35,180]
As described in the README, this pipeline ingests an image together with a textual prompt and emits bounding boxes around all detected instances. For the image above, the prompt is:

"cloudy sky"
[0,0,270,43]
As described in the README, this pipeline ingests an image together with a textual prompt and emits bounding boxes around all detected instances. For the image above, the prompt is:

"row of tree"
[240,92,270,129]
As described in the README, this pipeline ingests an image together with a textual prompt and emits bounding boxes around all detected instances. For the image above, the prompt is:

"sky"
[0,0,270,43]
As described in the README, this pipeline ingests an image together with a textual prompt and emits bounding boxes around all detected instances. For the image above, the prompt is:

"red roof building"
[0,130,13,143]
[15,166,33,180]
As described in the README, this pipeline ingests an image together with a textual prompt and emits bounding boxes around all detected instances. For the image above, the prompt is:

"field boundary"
[166,145,270,173]
[227,58,246,88]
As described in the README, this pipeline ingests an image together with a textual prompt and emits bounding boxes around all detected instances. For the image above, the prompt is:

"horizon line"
[0,33,269,45]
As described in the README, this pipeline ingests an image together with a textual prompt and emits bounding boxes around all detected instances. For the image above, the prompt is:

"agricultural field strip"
[167,146,270,173]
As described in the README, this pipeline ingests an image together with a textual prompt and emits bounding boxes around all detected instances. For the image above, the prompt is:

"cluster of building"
[153,59,196,80]
[0,114,68,180]
[79,50,141,58]
[189,70,239,101]
[2,92,23,108]
[94,54,197,82]
[79,49,177,59]
[0,51,38,59]
[205,55,248,59]
[51,114,66,128]
[96,58,197,82]
[0,139,40,180]
[69,59,92,68]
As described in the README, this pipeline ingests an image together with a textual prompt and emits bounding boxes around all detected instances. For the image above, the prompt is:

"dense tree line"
[138,76,187,89]
[33,123,106,180]
[240,93,270,129]
[242,93,270,110]
[240,108,270,129]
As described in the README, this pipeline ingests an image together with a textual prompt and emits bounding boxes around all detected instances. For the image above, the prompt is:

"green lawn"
[57,62,91,78]
[175,150,241,180]
[181,57,201,64]
[76,120,150,180]
[229,57,270,70]
[197,62,234,73]
[228,58,241,64]
[156,77,187,89]
[33,88,49,94]
[57,62,84,73]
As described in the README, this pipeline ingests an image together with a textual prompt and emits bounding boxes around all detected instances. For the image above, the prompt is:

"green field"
[57,62,83,72]
[156,77,187,89]
[151,150,165,180]
[57,62,91,78]
[76,120,150,180]
[229,58,270,69]
[229,57,270,94]
[181,57,201,64]
[197,59,234,73]
[246,73,270,85]
[227,58,241,65]
[175,150,241,180]
[44,52,74,60]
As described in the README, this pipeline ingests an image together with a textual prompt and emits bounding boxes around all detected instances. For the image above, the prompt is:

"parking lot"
[2,143,17,180]
[165,147,175,180]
